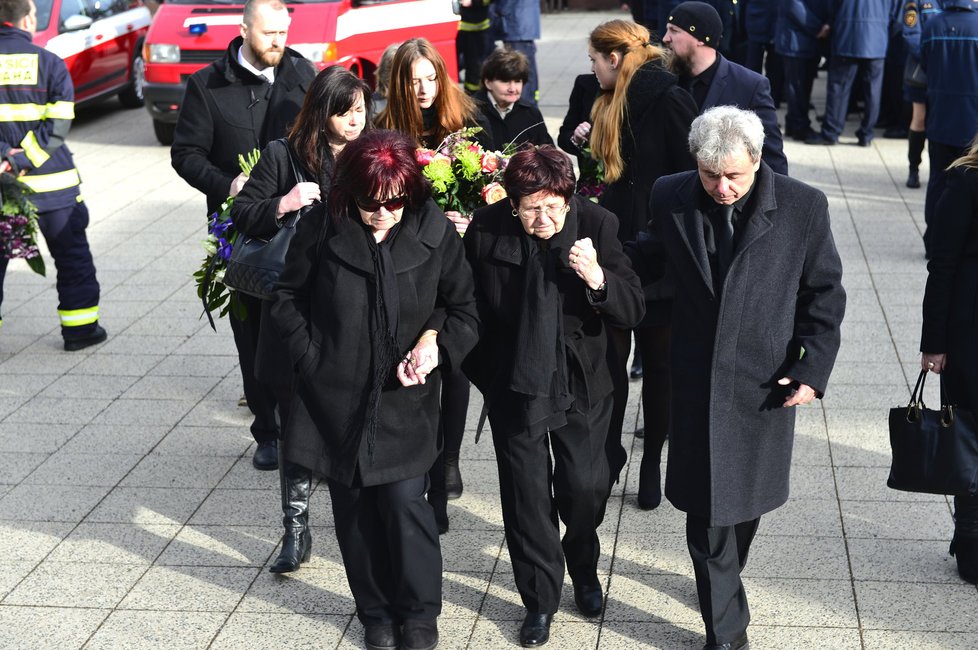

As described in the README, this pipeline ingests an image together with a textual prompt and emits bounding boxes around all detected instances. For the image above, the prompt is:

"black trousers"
[0,202,101,340]
[924,140,968,254]
[606,325,632,487]
[686,514,761,645]
[457,28,491,94]
[490,396,613,614]
[782,55,819,137]
[229,292,279,444]
[328,473,442,625]
[429,366,470,496]
[745,42,783,105]
[638,321,671,470]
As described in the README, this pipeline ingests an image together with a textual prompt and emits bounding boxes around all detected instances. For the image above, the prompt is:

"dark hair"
[377,38,479,146]
[503,146,576,203]
[329,129,431,221]
[287,65,372,176]
[481,47,530,84]
[0,0,31,25]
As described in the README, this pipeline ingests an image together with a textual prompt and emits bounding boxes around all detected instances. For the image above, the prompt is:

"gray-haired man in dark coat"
[629,105,845,650]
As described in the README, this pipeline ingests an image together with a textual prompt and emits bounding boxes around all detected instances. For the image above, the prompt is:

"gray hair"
[688,106,765,172]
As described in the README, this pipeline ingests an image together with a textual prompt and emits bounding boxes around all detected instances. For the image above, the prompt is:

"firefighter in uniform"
[458,0,491,94]
[0,0,105,351]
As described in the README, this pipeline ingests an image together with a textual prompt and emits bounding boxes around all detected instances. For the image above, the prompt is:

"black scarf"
[421,106,438,136]
[362,220,402,460]
[508,204,577,430]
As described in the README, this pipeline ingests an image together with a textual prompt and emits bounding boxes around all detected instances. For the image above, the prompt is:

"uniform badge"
[904,4,918,28]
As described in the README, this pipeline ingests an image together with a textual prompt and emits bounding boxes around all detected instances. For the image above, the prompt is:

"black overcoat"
[921,166,978,409]
[171,37,316,215]
[474,91,554,151]
[269,199,480,486]
[631,163,845,526]
[463,196,645,427]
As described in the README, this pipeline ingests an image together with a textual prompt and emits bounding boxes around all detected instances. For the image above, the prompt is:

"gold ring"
[928,362,935,368]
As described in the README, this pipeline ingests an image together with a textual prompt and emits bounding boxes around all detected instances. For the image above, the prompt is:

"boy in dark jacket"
[475,48,554,151]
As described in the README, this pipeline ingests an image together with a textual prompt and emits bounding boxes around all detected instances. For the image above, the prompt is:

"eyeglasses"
[517,203,569,220]
[356,195,407,213]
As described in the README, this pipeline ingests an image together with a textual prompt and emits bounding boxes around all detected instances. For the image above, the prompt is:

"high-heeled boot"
[444,449,463,500]
[269,450,313,573]
[427,460,450,534]
[951,495,978,584]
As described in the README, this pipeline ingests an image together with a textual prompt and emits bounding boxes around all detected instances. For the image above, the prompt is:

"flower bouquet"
[416,127,510,216]
[193,148,260,328]
[577,143,606,203]
[0,173,45,276]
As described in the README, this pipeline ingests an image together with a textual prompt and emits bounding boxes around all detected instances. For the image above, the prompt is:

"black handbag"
[224,140,313,299]
[904,57,927,89]
[887,369,978,496]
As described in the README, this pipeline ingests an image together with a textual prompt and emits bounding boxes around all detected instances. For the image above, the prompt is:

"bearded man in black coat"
[170,0,315,471]
[629,106,845,650]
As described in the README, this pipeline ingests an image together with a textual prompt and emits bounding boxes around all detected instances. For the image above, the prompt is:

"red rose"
[480,153,499,174]
[416,148,436,166]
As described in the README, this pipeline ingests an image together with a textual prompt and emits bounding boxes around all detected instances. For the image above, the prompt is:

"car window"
[87,0,133,19]
[35,0,55,31]
[59,0,91,27]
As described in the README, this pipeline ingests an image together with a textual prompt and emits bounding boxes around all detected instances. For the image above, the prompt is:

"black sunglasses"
[355,194,407,213]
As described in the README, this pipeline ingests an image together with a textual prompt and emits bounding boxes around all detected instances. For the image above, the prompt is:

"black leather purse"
[888,369,978,496]
[904,58,927,89]
[224,140,314,299]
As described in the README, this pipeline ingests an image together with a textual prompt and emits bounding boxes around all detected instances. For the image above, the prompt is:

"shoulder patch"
[905,6,918,27]
[0,53,38,85]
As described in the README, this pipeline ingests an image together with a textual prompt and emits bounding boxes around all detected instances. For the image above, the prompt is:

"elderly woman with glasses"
[271,129,479,650]
[463,146,644,647]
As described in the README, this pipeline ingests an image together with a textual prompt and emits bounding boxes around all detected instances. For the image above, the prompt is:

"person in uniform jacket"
[628,106,845,650]
[230,66,371,576]
[457,0,491,94]
[663,2,789,175]
[463,146,644,647]
[901,0,942,189]
[474,47,553,151]
[491,0,541,103]
[920,0,978,255]
[920,133,978,585]
[775,0,830,140]
[805,0,902,146]
[587,19,699,507]
[0,0,105,351]
[270,130,479,650]
[170,0,316,471]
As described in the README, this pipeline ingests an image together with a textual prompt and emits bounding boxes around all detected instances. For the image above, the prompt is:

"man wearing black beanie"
[663,1,789,175]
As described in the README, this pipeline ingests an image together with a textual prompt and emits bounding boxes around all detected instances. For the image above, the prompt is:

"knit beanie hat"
[668,1,723,49]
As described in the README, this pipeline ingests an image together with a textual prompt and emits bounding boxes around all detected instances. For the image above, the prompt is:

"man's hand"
[817,24,831,39]
[229,172,249,198]
[778,377,816,407]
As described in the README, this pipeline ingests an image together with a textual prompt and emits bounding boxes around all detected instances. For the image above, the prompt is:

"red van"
[33,0,152,107]
[142,0,460,144]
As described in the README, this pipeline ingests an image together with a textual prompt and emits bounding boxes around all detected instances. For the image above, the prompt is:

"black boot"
[637,456,661,511]
[951,495,978,583]
[444,450,463,500]
[269,451,312,573]
[907,130,926,189]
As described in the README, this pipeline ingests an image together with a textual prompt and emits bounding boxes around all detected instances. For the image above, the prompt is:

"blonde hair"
[948,130,978,171]
[588,19,667,183]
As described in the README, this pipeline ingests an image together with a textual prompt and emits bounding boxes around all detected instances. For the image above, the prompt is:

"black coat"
[700,55,789,176]
[231,138,336,387]
[463,196,645,428]
[630,163,845,525]
[171,37,316,215]
[474,91,554,151]
[921,166,978,409]
[270,199,479,486]
[557,73,600,163]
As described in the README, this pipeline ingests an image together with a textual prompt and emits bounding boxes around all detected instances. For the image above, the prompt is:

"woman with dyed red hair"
[463,146,644,646]
[271,129,479,650]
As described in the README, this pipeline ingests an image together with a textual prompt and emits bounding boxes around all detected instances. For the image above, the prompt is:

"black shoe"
[629,358,643,380]
[633,427,645,439]
[269,528,311,573]
[252,440,278,470]
[950,535,978,584]
[63,325,107,352]
[805,132,836,146]
[856,135,874,147]
[907,169,921,189]
[573,583,603,618]
[704,632,748,650]
[444,455,463,500]
[637,461,662,511]
[790,128,819,142]
[883,127,909,139]
[519,613,553,648]
[364,623,398,650]
[402,619,439,650]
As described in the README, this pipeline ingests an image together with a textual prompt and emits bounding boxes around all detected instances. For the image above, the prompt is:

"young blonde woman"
[378,37,492,533]
[583,19,698,508]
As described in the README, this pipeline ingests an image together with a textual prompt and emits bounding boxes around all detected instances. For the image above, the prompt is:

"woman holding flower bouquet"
[379,37,494,530]
[271,129,478,650]
[231,65,371,574]
[463,147,644,645]
[587,19,698,509]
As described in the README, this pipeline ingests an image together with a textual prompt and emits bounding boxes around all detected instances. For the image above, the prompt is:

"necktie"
[716,204,735,279]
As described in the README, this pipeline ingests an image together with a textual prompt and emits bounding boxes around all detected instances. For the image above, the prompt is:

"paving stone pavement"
[0,9,975,649]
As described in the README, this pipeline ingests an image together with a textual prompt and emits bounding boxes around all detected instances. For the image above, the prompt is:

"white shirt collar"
[490,94,514,120]
[237,46,276,84]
